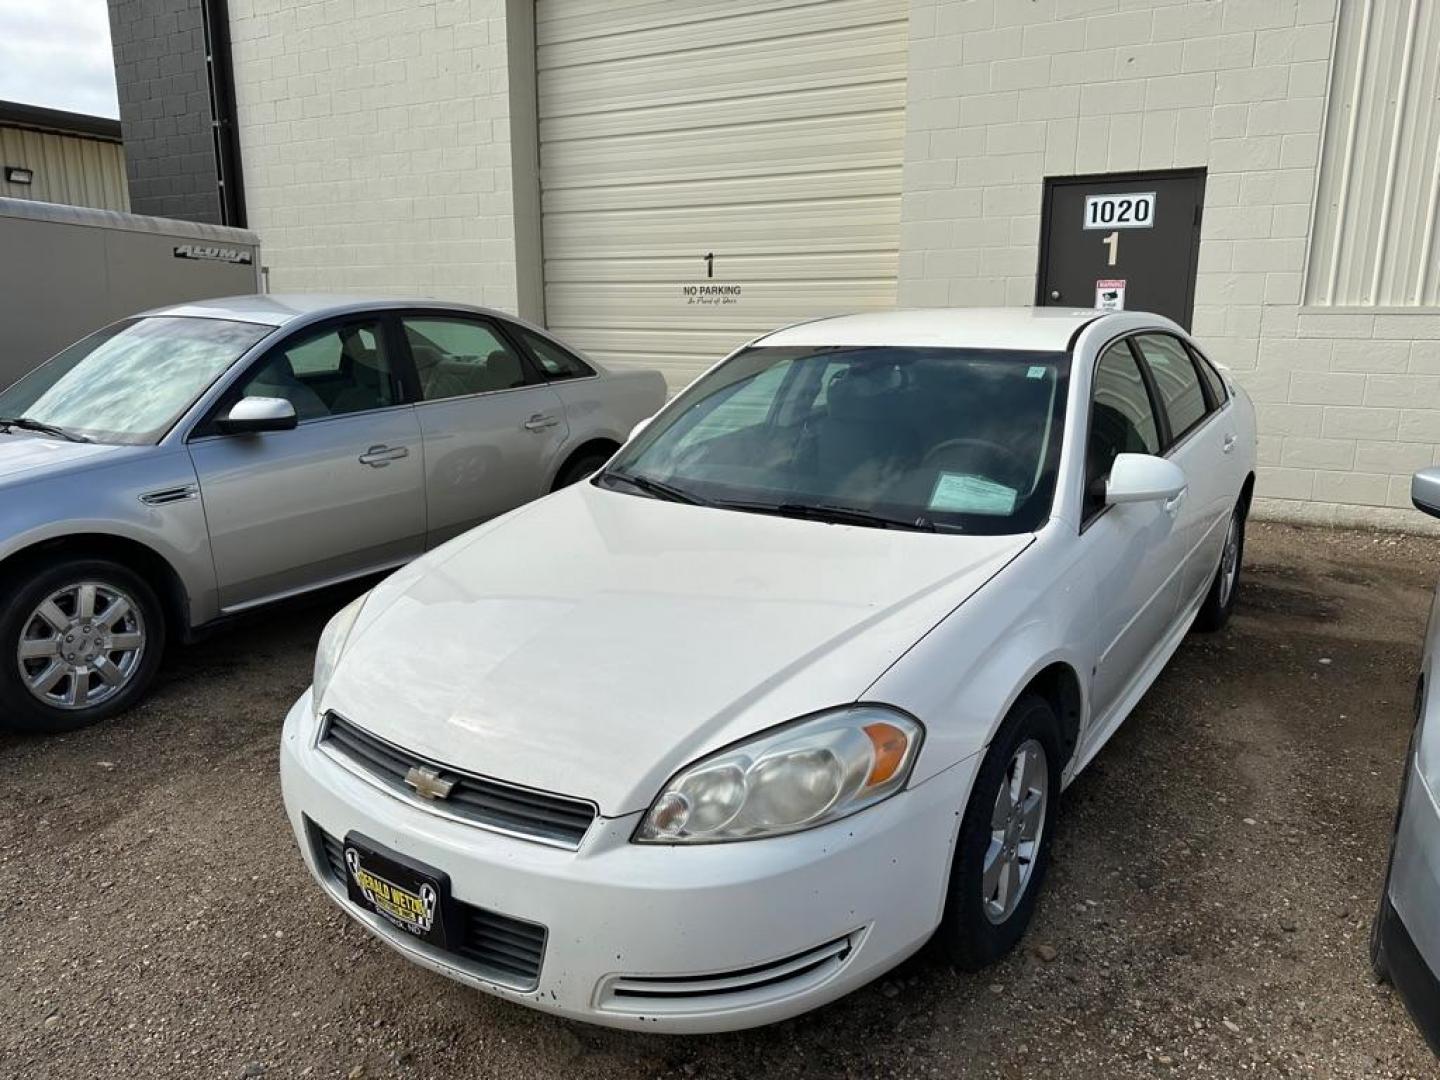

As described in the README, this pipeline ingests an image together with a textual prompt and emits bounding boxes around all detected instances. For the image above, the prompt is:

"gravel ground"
[2,521,1438,1079]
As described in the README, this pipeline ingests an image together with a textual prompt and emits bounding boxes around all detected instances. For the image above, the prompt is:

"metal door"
[394,313,571,548]
[189,315,428,611]
[190,407,427,611]
[1037,170,1205,329]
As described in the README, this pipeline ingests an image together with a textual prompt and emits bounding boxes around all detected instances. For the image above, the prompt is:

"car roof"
[134,294,513,328]
[756,307,1145,352]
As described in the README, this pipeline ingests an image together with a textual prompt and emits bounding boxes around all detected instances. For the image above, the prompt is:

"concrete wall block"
[1375,314,1440,341]
[1221,0,1299,33]
[1261,336,1330,371]
[1289,371,1366,405]
[1246,98,1325,137]
[1214,65,1291,105]
[1079,80,1145,115]
[1409,342,1440,375]
[1114,42,1185,80]
[1364,375,1440,411]
[1256,403,1324,436]
[1021,21,1086,58]
[1049,47,1116,85]
[1142,72,1216,109]
[1354,441,1436,475]
[1320,406,1399,441]
[993,56,1053,91]
[1330,340,1411,374]
[1083,11,1153,48]
[1399,411,1440,444]
[1280,436,1355,470]
[1256,466,1316,501]
[1296,311,1376,339]
[1312,469,1393,507]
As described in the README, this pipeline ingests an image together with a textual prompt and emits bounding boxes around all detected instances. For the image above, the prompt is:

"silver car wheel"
[1218,512,1241,609]
[983,738,1049,925]
[17,581,147,711]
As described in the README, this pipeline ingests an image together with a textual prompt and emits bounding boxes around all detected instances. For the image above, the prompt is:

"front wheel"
[938,693,1062,970]
[0,559,166,734]
[1193,497,1247,633]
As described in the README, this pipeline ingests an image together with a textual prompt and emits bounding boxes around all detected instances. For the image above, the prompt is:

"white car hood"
[325,484,1031,816]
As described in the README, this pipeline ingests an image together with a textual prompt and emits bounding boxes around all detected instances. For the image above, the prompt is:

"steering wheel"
[921,437,1032,492]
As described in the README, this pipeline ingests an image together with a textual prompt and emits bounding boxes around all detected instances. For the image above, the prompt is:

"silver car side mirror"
[1412,468,1440,520]
[218,396,298,435]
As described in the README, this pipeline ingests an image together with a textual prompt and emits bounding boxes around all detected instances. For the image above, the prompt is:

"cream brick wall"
[228,0,533,315]
[899,0,1440,526]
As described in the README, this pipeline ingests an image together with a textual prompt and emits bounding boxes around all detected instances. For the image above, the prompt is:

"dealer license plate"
[342,833,451,949]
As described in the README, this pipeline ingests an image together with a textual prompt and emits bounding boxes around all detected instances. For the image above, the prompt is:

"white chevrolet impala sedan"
[280,308,1256,1032]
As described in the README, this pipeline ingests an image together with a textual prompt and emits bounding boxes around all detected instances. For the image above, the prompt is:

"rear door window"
[1132,333,1210,444]
[402,318,532,400]
[518,329,595,381]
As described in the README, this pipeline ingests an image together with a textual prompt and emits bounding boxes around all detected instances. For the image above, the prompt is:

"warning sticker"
[1095,279,1126,312]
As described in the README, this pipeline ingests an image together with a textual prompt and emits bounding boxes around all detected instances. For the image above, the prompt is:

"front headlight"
[634,706,923,844]
[311,592,368,713]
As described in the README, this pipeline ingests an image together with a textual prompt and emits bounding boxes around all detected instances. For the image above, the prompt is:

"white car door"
[1131,332,1234,612]
[1076,338,1189,734]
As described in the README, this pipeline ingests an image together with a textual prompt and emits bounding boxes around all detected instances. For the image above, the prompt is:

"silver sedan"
[0,295,666,733]
[1373,467,1440,1057]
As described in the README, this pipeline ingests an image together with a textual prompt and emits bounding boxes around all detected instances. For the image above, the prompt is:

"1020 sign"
[1083,192,1155,229]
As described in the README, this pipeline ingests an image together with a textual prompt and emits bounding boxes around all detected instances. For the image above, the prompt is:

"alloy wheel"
[16,581,147,711]
[1218,512,1241,609]
[983,738,1049,925]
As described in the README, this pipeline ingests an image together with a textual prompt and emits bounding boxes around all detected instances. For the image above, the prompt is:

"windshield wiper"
[0,417,91,443]
[602,469,709,506]
[722,500,942,532]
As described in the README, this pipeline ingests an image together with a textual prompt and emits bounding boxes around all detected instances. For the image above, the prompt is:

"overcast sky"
[0,0,119,118]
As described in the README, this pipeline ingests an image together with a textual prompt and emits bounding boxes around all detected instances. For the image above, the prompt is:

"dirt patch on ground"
[1,523,1437,1079]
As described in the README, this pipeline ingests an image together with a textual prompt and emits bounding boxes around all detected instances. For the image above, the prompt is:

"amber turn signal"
[863,721,911,786]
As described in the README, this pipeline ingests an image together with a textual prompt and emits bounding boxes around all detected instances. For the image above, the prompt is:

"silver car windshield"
[0,316,274,445]
[601,345,1071,535]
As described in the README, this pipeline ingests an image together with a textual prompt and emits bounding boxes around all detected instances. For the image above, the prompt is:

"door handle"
[1163,489,1187,518]
[358,444,409,468]
[1222,433,1237,454]
[523,413,559,432]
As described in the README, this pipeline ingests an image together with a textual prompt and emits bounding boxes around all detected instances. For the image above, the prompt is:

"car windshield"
[0,316,273,445]
[601,344,1070,535]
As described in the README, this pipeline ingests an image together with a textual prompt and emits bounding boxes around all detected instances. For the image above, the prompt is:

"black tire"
[553,447,616,490]
[1193,496,1248,633]
[938,693,1063,971]
[0,558,166,734]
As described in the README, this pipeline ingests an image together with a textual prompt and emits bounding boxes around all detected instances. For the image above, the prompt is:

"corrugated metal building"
[110,0,1440,527]
[0,101,130,212]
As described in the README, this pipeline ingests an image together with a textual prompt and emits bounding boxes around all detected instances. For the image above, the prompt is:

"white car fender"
[865,524,1094,789]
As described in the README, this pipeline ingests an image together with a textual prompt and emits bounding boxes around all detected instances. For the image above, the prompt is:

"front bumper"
[1378,758,1440,1056]
[279,690,977,1033]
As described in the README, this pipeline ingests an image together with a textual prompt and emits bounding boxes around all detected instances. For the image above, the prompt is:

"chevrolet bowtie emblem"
[404,765,455,800]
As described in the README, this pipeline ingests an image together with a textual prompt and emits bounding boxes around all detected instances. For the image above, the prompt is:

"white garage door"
[536,0,909,390]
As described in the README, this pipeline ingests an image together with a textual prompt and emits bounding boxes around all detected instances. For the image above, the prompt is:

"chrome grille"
[307,820,547,987]
[320,713,596,848]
